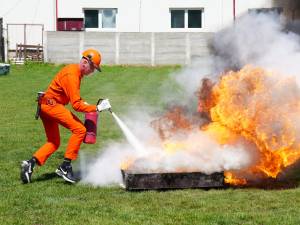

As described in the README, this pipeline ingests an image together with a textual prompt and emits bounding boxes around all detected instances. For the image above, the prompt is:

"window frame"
[83,8,118,31]
[170,8,204,31]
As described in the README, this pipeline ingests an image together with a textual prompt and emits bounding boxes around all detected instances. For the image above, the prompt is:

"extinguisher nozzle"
[108,108,113,113]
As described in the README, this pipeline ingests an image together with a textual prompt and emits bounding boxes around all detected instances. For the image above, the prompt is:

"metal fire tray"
[121,170,225,190]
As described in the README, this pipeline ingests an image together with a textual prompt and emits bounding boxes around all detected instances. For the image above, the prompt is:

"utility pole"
[0,18,4,62]
[233,0,236,21]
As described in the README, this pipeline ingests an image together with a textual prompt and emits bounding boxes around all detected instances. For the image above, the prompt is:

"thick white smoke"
[81,113,253,186]
[122,131,253,174]
[213,12,300,80]
[81,13,300,186]
[173,13,300,101]
[160,56,216,111]
[81,131,253,186]
[80,143,133,186]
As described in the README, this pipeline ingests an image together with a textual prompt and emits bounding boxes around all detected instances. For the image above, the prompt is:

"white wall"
[57,0,275,32]
[1,0,277,34]
[141,0,222,32]
[58,0,232,32]
[58,0,141,32]
[0,0,55,30]
[0,0,55,50]
[0,0,278,33]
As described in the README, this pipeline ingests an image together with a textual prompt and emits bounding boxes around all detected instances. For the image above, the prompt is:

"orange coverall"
[34,64,96,165]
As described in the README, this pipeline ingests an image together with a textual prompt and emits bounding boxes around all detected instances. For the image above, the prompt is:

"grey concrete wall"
[189,33,213,61]
[46,31,213,65]
[47,32,80,63]
[155,33,187,65]
[84,32,116,64]
[119,33,152,65]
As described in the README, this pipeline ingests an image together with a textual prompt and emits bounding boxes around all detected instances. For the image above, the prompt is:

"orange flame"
[224,172,247,186]
[201,122,239,145]
[121,65,300,186]
[202,65,300,182]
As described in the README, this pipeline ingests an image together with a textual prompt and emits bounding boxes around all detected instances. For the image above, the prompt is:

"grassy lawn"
[0,63,299,225]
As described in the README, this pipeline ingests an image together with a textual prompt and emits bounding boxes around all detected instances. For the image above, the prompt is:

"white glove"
[97,99,111,112]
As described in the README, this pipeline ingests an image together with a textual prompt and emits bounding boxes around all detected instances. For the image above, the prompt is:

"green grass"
[0,64,300,225]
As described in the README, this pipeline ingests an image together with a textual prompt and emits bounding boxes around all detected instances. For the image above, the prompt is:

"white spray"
[111,112,147,156]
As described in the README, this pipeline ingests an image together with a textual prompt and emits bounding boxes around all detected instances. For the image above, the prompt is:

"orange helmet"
[82,48,102,72]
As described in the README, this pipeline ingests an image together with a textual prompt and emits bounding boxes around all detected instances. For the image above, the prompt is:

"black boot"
[55,158,77,183]
[20,157,36,184]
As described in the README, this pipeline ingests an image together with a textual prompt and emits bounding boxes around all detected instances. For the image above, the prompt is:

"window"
[171,10,185,28]
[84,9,117,29]
[188,10,202,28]
[170,9,203,29]
[102,9,117,28]
[84,10,98,28]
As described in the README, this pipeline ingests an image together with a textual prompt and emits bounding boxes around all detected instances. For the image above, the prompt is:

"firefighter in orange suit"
[20,49,112,184]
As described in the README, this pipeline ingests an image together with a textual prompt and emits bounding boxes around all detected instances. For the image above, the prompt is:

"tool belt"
[35,92,57,118]
[35,93,58,120]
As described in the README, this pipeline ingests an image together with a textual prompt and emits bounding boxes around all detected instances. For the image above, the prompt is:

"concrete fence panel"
[47,32,79,63]
[46,32,213,65]
[119,33,151,65]
[84,32,116,65]
[154,33,187,65]
[189,33,213,61]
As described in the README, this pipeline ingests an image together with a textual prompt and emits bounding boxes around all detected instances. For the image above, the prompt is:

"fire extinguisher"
[83,99,102,144]
[83,111,98,144]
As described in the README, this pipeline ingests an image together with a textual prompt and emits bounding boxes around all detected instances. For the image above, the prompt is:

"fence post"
[115,32,120,64]
[79,31,84,58]
[0,18,4,62]
[43,30,47,62]
[185,32,191,65]
[151,32,155,66]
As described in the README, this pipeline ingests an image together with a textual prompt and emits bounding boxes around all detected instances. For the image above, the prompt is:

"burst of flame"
[201,122,239,145]
[203,65,300,182]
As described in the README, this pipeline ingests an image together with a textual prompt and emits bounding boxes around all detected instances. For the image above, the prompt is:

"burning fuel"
[147,64,300,186]
[200,65,300,184]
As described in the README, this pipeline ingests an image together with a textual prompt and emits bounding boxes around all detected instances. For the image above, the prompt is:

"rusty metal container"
[121,170,225,191]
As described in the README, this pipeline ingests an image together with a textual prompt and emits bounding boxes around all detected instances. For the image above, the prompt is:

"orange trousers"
[34,103,86,165]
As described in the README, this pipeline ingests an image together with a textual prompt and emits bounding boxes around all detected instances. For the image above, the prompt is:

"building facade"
[0,0,297,62]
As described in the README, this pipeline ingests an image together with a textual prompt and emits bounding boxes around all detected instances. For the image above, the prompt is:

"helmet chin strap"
[82,56,95,69]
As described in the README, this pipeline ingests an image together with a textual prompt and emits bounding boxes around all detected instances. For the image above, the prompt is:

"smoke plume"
[213,12,300,79]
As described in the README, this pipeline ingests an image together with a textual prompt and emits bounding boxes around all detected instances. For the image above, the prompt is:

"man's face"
[80,58,95,75]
